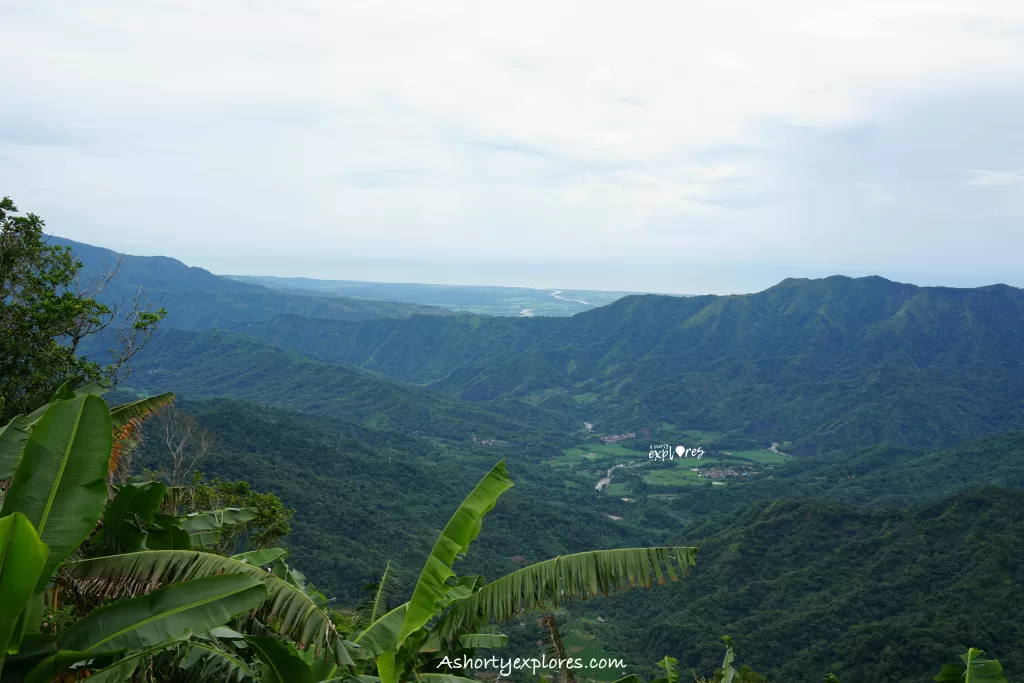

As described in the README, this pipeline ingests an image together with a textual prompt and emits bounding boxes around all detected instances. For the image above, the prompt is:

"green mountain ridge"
[96,326,576,440]
[222,276,1024,454]
[47,234,1024,681]
[48,234,452,328]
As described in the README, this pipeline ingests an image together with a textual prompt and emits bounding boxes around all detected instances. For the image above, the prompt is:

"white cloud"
[1,0,1023,290]
[966,169,1024,186]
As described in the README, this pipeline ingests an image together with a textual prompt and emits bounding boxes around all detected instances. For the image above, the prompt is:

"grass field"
[727,449,791,464]
[560,443,645,463]
[605,482,629,495]
[676,429,723,442]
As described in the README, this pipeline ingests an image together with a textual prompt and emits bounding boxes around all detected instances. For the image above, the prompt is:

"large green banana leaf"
[146,513,193,550]
[719,636,738,683]
[0,401,51,480]
[55,573,266,655]
[376,650,397,683]
[101,482,168,554]
[652,655,679,683]
[109,392,175,428]
[178,508,254,532]
[0,513,49,669]
[438,546,697,637]
[457,633,507,649]
[299,642,344,681]
[23,650,114,683]
[0,414,33,480]
[63,644,172,683]
[935,648,1007,683]
[179,641,257,682]
[67,550,353,665]
[245,636,315,683]
[353,604,408,658]
[398,461,514,645]
[1,394,113,591]
[232,548,287,567]
[25,577,264,682]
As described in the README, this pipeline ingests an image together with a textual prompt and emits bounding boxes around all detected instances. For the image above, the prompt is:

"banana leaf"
[245,636,315,683]
[439,546,697,637]
[0,513,49,667]
[109,392,175,428]
[56,574,266,655]
[68,550,353,665]
[0,394,113,591]
[398,461,514,644]
[101,482,168,554]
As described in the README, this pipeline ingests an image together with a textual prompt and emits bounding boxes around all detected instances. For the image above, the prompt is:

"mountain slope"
[127,397,649,603]
[100,327,575,439]
[49,235,452,328]
[224,276,1024,453]
[601,485,1024,683]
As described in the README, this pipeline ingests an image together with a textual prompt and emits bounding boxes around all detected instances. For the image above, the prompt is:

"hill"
[128,397,656,604]
[223,276,1024,454]
[596,485,1024,683]
[229,274,640,316]
[48,235,452,328]
[96,327,576,440]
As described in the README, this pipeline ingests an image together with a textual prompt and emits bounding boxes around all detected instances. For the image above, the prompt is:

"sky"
[1,0,1022,294]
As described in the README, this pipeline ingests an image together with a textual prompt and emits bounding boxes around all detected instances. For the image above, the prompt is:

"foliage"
[0,198,165,423]
[189,475,294,553]
[934,648,1007,683]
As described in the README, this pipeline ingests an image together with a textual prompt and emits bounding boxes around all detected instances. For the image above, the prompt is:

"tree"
[158,406,215,488]
[0,196,165,423]
[189,476,294,553]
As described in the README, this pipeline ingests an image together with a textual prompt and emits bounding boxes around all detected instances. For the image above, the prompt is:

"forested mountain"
[61,233,1024,454]
[118,393,1024,683]
[48,235,451,328]
[99,327,576,439]
[126,397,656,604]
[602,486,1024,683]
[224,276,1024,454]
[37,234,1024,682]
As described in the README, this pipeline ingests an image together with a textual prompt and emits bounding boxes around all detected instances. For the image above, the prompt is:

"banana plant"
[42,413,699,683]
[88,480,256,555]
[935,648,1007,683]
[0,388,277,682]
[346,461,698,683]
[0,513,48,670]
[68,550,355,667]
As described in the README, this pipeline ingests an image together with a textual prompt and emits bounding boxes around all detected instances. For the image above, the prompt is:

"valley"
[9,230,1024,682]
[228,274,640,317]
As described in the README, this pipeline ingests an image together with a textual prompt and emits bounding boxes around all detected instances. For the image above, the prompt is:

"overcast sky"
[2,1,1022,293]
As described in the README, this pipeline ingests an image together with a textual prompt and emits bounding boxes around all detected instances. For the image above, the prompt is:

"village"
[599,431,635,444]
[692,466,761,479]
